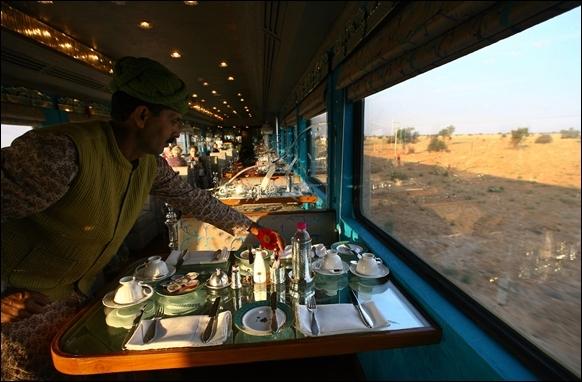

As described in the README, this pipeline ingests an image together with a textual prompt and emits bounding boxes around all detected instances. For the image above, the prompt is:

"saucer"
[234,301,292,336]
[348,263,390,279]
[105,304,153,328]
[331,242,364,256]
[102,285,154,309]
[312,259,349,276]
[156,273,201,296]
[134,264,176,283]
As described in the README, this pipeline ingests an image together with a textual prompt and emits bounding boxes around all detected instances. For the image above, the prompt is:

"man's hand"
[1,290,51,324]
[248,224,285,253]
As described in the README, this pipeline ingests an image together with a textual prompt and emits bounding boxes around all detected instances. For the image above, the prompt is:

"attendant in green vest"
[0,56,284,380]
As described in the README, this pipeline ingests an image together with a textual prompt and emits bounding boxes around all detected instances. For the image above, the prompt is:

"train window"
[1,124,33,148]
[360,8,580,375]
[307,112,328,189]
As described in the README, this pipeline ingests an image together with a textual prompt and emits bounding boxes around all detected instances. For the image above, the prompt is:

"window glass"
[308,112,328,186]
[361,8,581,376]
[1,124,33,148]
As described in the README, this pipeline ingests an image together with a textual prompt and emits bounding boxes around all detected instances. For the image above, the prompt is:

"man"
[1,56,284,380]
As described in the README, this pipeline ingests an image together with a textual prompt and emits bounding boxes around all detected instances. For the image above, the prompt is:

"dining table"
[51,247,441,375]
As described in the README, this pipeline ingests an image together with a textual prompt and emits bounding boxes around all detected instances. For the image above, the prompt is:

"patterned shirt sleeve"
[1,131,78,221]
[150,156,253,236]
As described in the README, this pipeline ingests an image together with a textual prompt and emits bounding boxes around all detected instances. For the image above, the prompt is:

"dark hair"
[110,91,167,122]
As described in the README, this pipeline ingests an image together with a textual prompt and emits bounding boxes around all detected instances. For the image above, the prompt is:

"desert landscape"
[361,132,581,375]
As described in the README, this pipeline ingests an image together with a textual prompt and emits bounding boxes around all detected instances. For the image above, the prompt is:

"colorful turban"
[109,56,189,114]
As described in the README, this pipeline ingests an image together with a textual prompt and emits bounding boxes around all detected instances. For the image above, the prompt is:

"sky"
[1,124,33,148]
[365,7,581,136]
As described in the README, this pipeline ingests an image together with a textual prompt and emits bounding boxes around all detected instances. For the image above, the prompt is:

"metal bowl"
[206,268,230,289]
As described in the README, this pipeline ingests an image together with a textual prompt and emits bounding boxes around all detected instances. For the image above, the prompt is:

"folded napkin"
[166,248,228,266]
[124,311,232,350]
[296,303,389,337]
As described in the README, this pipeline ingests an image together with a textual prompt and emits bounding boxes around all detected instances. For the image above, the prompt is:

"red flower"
[257,227,278,251]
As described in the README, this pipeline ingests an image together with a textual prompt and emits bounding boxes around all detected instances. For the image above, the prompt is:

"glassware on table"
[291,222,313,285]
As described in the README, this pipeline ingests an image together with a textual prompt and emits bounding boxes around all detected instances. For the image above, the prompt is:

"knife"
[350,289,374,328]
[270,291,278,333]
[201,296,221,343]
[121,303,148,349]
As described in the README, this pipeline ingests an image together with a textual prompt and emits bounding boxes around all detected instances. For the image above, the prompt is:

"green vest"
[1,121,157,301]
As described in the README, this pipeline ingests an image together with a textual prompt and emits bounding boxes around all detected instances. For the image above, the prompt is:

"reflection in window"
[361,8,581,376]
[308,112,328,187]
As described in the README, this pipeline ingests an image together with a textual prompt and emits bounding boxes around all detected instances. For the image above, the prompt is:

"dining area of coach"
[50,210,441,376]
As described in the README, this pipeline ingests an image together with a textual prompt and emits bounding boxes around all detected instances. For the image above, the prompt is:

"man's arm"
[150,157,284,251]
[1,130,78,221]
[1,130,77,321]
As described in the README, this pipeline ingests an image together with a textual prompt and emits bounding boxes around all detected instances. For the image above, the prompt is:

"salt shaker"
[230,265,242,289]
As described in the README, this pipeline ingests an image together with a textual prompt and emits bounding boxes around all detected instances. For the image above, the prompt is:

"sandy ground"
[362,133,581,375]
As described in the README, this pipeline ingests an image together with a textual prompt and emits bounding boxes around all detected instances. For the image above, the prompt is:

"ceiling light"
[227,76,234,81]
[219,61,228,68]
[138,21,152,29]
[201,99,206,102]
[202,82,209,86]
[240,98,244,102]
[211,90,217,95]
[192,93,198,98]
[170,50,182,58]
[233,110,237,114]
[184,1,198,5]
[222,101,227,104]
[212,107,217,110]
[237,93,242,96]
[226,105,230,108]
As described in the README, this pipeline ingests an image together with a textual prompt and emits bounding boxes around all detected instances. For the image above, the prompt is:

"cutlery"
[349,289,374,328]
[306,296,320,336]
[270,291,278,333]
[143,305,164,344]
[121,303,148,349]
[176,249,188,268]
[201,296,221,343]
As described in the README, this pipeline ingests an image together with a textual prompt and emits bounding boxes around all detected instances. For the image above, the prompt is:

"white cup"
[312,243,327,258]
[114,276,146,304]
[355,253,382,276]
[137,255,169,279]
[322,250,343,272]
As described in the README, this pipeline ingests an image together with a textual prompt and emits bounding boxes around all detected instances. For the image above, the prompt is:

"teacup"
[322,250,343,272]
[312,243,327,258]
[136,255,169,279]
[355,253,383,276]
[114,276,146,304]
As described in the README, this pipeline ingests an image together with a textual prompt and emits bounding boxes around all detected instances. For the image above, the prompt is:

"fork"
[306,296,320,336]
[144,305,164,344]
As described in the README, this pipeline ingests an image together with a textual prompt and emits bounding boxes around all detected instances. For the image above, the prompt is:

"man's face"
[140,108,184,155]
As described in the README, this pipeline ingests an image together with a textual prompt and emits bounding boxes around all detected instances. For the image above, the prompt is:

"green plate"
[233,300,292,336]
